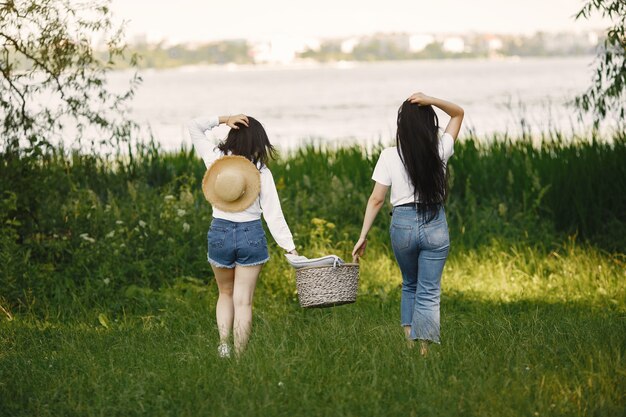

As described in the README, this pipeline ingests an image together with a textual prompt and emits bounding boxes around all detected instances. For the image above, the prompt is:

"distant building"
[409,34,435,52]
[250,37,317,64]
[300,38,322,53]
[487,36,503,51]
[341,38,359,54]
[442,36,465,53]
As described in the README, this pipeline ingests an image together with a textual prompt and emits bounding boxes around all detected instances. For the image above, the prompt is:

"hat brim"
[202,155,261,213]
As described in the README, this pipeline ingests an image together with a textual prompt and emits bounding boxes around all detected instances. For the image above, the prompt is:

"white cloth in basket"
[284,254,345,269]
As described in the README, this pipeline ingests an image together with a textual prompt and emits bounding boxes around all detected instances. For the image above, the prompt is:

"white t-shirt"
[372,133,455,206]
[187,116,295,252]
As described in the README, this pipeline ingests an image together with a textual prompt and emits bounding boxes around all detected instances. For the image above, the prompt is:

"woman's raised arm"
[186,114,249,168]
[408,93,464,140]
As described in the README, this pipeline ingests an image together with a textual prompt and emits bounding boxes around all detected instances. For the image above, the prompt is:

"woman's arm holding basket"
[352,182,389,261]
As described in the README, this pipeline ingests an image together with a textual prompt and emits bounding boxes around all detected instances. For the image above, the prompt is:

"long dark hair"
[217,116,277,167]
[396,100,447,217]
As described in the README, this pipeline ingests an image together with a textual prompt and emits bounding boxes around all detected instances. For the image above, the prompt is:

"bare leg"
[212,266,235,343]
[232,264,262,355]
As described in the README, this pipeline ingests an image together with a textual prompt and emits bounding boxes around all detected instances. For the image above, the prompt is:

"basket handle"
[333,256,343,268]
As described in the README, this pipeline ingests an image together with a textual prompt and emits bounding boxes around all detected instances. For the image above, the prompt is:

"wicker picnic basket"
[295,263,359,308]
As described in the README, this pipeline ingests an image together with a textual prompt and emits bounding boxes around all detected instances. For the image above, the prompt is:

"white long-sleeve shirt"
[187,116,296,252]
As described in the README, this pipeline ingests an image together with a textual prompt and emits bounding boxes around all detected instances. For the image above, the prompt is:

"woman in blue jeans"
[352,92,464,356]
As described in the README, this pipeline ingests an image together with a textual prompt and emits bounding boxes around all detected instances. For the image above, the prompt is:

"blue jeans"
[207,218,270,269]
[390,205,450,343]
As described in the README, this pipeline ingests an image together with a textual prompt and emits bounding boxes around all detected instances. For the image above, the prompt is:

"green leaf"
[98,313,110,329]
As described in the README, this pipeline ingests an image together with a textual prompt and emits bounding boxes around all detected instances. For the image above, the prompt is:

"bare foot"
[403,325,411,338]
[419,340,429,357]
[403,326,414,349]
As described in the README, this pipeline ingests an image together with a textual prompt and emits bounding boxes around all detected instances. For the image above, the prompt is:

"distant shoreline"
[114,54,596,73]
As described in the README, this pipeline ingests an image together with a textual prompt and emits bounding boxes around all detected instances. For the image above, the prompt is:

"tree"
[0,0,140,156]
[575,0,626,127]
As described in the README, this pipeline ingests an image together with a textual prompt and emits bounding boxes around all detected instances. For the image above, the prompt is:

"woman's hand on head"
[220,114,249,129]
[408,92,431,106]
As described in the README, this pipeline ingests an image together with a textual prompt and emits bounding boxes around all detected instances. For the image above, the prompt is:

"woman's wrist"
[422,95,435,105]
[218,115,230,124]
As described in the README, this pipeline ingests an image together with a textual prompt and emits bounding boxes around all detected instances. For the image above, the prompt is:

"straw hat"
[202,155,261,212]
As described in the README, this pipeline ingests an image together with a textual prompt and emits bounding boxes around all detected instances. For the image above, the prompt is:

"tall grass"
[0,133,624,312]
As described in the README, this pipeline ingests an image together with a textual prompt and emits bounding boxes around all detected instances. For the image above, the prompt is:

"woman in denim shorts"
[352,92,464,356]
[188,114,297,358]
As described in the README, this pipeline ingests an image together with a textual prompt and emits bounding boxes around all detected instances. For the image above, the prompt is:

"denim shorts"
[207,218,270,269]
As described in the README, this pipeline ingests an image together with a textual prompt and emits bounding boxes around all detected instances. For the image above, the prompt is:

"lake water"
[110,56,597,151]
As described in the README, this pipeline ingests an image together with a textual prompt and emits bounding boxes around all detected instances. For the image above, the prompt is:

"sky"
[110,0,610,44]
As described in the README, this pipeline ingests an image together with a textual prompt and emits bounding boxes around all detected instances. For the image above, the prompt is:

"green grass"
[0,133,625,416]
[1,245,624,417]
